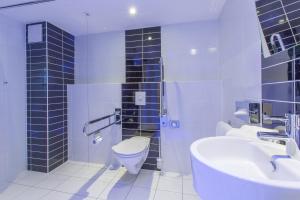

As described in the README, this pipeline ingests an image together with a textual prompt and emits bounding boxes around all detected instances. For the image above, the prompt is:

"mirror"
[255,0,300,57]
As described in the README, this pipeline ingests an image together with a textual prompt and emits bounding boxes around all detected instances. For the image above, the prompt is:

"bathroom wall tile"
[295,45,300,58]
[126,40,143,48]
[124,27,161,170]
[256,1,282,17]
[255,0,274,7]
[126,34,142,41]
[125,29,143,35]
[126,47,143,54]
[126,66,143,72]
[258,5,284,18]
[291,19,300,34]
[122,130,140,138]
[122,123,140,129]
[261,47,294,68]
[262,61,293,83]
[262,82,294,101]
[144,27,161,33]
[126,53,142,60]
[295,103,300,114]
[262,100,294,129]
[143,32,161,40]
[295,81,300,102]
[126,77,144,82]
[144,39,161,47]
[142,164,159,171]
[27,22,74,173]
[144,45,161,53]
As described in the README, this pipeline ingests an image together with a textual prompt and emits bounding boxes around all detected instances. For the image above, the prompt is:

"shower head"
[0,0,56,10]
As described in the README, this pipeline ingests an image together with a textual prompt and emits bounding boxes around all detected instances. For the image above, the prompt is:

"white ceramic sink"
[190,136,300,200]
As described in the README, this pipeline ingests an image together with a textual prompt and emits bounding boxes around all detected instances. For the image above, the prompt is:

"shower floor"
[0,161,200,200]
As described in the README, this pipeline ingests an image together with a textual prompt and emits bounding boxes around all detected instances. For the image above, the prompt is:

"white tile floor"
[0,161,201,200]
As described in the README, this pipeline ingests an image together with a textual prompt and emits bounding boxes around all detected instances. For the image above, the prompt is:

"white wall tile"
[162,21,220,82]
[75,31,125,84]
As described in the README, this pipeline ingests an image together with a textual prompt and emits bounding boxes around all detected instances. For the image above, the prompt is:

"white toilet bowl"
[112,136,150,174]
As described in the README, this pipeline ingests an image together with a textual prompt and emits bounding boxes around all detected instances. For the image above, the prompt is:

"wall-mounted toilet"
[112,136,150,174]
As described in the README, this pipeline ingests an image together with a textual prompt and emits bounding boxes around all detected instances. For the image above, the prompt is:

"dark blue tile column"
[122,27,161,170]
[26,22,74,173]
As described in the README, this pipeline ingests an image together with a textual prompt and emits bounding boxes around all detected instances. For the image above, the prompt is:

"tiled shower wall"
[122,27,161,170]
[26,22,74,173]
[262,45,300,145]
[256,0,300,54]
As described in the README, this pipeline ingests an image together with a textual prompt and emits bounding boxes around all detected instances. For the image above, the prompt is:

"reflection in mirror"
[255,0,300,57]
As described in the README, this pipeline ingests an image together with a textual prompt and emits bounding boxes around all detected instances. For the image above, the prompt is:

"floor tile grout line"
[96,167,127,199]
[3,182,53,200]
[38,189,52,200]
[3,182,38,199]
[14,163,110,198]
[152,173,161,200]
[52,166,116,198]
[123,177,138,200]
[182,176,184,200]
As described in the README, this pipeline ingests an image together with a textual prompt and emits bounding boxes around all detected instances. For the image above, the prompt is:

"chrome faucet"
[261,113,295,140]
[258,114,300,171]
[257,131,290,143]
[257,131,293,172]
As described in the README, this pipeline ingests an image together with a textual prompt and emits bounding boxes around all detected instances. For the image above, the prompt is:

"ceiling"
[0,0,227,36]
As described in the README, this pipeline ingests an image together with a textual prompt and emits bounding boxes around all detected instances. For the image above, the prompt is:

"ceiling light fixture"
[190,48,198,56]
[148,36,152,40]
[129,6,137,16]
[208,47,217,53]
[278,19,286,24]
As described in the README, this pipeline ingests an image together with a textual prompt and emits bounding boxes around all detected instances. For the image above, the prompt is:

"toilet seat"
[113,150,144,158]
[112,136,150,156]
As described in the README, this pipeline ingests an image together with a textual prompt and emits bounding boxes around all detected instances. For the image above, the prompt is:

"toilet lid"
[112,136,150,156]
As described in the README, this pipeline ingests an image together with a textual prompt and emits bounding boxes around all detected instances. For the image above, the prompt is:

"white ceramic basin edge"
[190,136,300,200]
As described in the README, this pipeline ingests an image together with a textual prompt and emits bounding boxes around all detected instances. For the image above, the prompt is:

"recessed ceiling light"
[278,19,285,24]
[190,48,197,55]
[129,6,137,16]
[208,47,217,53]
[148,36,152,40]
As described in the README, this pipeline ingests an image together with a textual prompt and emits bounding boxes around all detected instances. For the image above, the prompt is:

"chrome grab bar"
[83,108,121,137]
